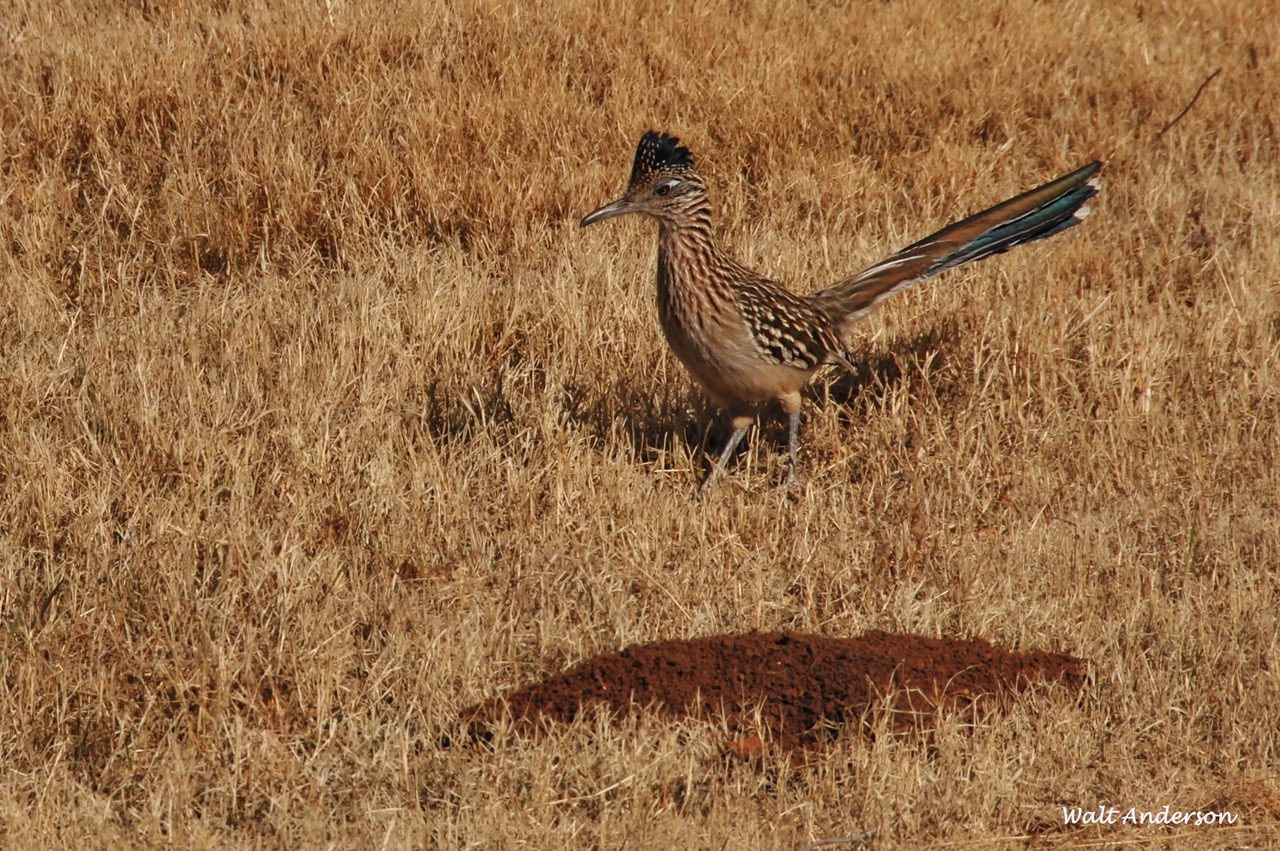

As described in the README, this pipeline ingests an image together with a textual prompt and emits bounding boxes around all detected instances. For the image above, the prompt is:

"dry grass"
[2,0,1278,847]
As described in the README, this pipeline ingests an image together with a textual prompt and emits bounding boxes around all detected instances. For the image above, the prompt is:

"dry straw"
[2,0,1277,847]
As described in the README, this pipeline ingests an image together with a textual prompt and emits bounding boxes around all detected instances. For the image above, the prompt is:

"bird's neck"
[656,197,722,277]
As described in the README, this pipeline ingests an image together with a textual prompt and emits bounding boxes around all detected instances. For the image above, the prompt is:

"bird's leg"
[784,408,802,488]
[779,391,803,488]
[699,415,753,494]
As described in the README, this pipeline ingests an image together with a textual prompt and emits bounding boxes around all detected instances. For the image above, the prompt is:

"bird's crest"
[630,131,694,185]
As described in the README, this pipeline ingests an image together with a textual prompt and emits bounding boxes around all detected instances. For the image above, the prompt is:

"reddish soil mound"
[465,631,1086,752]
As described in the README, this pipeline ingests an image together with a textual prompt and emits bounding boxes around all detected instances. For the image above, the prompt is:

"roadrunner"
[581,131,1100,492]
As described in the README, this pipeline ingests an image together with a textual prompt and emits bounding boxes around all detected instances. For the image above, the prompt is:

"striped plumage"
[582,131,1101,491]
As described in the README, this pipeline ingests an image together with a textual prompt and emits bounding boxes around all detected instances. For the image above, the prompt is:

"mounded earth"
[465,631,1087,751]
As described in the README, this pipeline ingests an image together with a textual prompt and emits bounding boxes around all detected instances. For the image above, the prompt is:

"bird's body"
[582,132,1100,491]
[657,239,834,413]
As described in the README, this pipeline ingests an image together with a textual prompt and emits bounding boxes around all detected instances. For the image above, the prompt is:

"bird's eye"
[655,181,676,196]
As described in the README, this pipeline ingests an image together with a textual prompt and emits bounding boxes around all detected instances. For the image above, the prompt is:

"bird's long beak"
[580,197,632,228]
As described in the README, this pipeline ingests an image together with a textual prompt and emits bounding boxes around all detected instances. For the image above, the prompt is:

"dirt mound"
[465,631,1086,752]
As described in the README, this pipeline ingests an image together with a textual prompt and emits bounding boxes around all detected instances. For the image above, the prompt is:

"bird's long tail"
[813,161,1101,340]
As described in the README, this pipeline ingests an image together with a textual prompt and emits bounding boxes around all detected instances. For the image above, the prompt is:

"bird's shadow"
[405,320,962,484]
[563,319,964,473]
[823,319,963,415]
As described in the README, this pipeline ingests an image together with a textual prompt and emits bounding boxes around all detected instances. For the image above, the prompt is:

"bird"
[580,131,1100,492]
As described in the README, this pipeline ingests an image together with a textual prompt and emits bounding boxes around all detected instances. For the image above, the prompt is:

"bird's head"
[581,131,707,227]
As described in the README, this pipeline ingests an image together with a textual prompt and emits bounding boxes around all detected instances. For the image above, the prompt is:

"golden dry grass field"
[2,0,1279,847]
